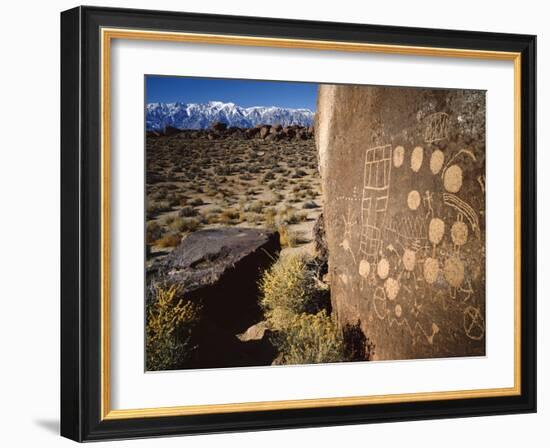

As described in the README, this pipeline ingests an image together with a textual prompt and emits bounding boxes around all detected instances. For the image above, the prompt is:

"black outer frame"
[60,6,536,442]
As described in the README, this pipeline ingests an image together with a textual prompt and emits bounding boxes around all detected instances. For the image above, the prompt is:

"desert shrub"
[147,200,171,217]
[275,311,345,365]
[156,232,181,248]
[189,198,204,206]
[146,221,163,244]
[264,208,277,230]
[146,285,201,371]
[245,201,264,213]
[260,255,327,331]
[169,217,200,233]
[278,224,298,248]
[218,209,240,224]
[179,206,198,217]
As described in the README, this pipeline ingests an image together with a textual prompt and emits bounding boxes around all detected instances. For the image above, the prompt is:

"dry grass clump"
[156,233,181,248]
[146,285,201,371]
[218,209,241,225]
[146,221,163,244]
[169,217,201,233]
[147,200,171,217]
[277,224,298,248]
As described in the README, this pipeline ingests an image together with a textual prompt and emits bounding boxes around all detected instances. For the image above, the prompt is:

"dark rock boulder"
[211,121,228,132]
[163,125,182,136]
[147,227,281,369]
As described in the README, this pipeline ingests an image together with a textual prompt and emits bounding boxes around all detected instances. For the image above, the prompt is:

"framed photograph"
[60,6,536,441]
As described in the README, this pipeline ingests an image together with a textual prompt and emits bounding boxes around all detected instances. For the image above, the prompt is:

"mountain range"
[146,101,315,131]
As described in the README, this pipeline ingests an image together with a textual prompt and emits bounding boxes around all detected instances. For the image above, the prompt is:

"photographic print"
[144,76,486,371]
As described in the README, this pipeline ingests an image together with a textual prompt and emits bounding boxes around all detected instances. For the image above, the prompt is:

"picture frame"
[60,5,536,442]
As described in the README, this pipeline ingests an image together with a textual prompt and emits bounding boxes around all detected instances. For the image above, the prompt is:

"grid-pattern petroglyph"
[359,145,392,265]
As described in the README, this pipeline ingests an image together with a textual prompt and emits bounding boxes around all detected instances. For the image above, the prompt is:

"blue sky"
[146,76,318,110]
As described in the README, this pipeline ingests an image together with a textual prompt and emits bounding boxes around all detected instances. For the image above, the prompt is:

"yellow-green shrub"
[259,255,324,331]
[277,310,344,365]
[146,285,201,371]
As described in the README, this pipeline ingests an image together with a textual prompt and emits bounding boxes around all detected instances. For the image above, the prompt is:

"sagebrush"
[146,285,201,371]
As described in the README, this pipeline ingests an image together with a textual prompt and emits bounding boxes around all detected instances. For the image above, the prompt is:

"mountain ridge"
[146,101,315,131]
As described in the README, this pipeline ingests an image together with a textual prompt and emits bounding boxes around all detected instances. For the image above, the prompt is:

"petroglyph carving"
[428,218,445,246]
[451,219,469,246]
[424,112,449,142]
[443,193,480,237]
[443,164,463,193]
[377,257,390,279]
[463,306,485,340]
[393,145,405,167]
[407,190,421,210]
[359,145,392,265]
[444,256,465,288]
[318,85,485,360]
[384,277,400,301]
[423,257,439,284]
[411,146,424,172]
[430,149,445,175]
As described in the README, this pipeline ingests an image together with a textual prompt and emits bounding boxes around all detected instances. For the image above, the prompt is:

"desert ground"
[146,125,321,262]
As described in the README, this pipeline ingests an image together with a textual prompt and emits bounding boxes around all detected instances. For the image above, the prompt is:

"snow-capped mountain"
[146,101,315,131]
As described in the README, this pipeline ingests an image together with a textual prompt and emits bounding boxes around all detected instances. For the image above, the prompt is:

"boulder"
[259,125,272,139]
[210,121,227,132]
[316,85,486,361]
[147,227,281,368]
[163,125,181,136]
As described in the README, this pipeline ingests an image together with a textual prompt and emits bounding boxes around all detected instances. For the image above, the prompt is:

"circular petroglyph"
[428,218,445,245]
[444,256,465,288]
[407,190,421,210]
[411,146,424,172]
[463,306,485,340]
[385,277,400,301]
[359,259,371,278]
[430,149,445,175]
[424,257,439,284]
[395,304,403,318]
[377,257,390,280]
[403,249,416,271]
[443,164,463,193]
[393,145,405,168]
[451,220,469,246]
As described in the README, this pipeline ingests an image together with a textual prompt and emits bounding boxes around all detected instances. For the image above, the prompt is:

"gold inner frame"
[100,27,522,420]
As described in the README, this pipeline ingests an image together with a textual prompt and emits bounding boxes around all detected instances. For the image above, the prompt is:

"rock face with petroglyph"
[316,85,485,360]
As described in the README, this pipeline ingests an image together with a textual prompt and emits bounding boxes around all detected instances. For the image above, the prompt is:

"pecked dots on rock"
[402,249,416,271]
[377,257,390,279]
[424,257,439,284]
[430,149,445,175]
[384,277,400,301]
[393,145,405,167]
[359,259,371,278]
[444,256,465,288]
[407,190,421,210]
[394,304,403,318]
[443,164,463,193]
[451,220,469,246]
[411,146,424,172]
[428,217,445,246]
